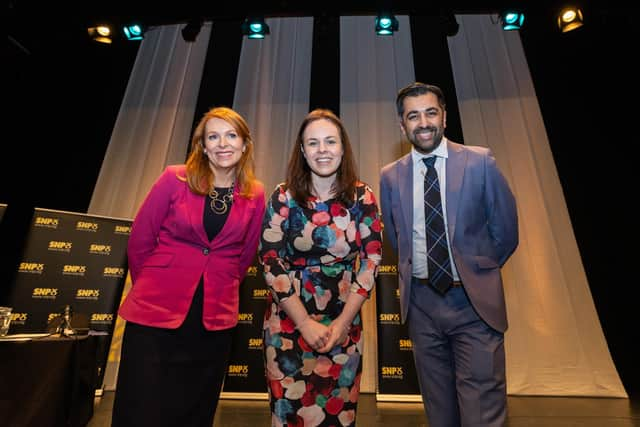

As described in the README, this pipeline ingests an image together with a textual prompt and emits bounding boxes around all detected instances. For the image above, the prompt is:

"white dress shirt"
[411,138,460,281]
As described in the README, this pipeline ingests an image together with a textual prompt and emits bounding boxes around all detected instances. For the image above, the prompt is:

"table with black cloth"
[0,334,98,427]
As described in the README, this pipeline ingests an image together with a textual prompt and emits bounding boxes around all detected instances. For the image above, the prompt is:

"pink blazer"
[118,164,265,330]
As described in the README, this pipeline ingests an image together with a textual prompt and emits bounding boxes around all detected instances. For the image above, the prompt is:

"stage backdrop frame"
[220,254,269,400]
[7,207,132,390]
[375,238,422,402]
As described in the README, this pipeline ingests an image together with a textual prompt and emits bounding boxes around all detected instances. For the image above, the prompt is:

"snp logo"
[89,244,111,255]
[237,313,254,324]
[378,265,398,274]
[19,262,45,274]
[91,313,114,324]
[48,313,61,322]
[32,288,58,299]
[48,241,72,252]
[103,267,125,277]
[63,265,87,276]
[76,221,99,232]
[381,366,404,379]
[11,313,28,324]
[34,216,59,228]
[227,365,249,377]
[246,266,258,276]
[379,313,401,324]
[114,225,131,235]
[76,289,100,300]
[252,289,269,299]
[399,339,413,351]
[248,338,263,350]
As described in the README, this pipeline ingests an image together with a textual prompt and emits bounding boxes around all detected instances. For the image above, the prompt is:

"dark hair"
[184,106,258,198]
[395,82,447,117]
[286,109,358,206]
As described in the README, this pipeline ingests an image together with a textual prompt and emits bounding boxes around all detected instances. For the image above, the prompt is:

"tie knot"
[422,156,436,168]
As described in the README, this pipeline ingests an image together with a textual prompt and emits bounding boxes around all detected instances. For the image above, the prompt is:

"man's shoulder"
[381,154,410,175]
[449,140,490,157]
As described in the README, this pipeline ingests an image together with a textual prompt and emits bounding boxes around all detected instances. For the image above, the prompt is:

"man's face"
[400,93,446,154]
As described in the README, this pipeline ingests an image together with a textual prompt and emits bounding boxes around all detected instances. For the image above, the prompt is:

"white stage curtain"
[233,17,314,196]
[88,23,212,390]
[88,23,212,219]
[339,15,416,393]
[448,14,626,397]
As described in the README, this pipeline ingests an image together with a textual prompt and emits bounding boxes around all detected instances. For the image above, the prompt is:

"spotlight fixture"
[375,13,399,35]
[87,25,113,44]
[499,10,525,30]
[181,19,203,42]
[241,17,270,39]
[557,7,584,33]
[122,24,144,41]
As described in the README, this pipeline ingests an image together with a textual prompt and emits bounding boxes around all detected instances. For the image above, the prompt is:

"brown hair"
[286,109,358,206]
[184,106,258,198]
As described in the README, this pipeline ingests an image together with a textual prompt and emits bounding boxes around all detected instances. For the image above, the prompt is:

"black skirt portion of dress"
[111,279,234,427]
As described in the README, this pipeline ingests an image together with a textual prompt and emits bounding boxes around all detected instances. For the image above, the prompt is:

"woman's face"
[301,119,344,178]
[203,117,245,173]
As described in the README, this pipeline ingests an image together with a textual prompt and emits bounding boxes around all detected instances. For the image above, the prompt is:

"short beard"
[408,127,444,154]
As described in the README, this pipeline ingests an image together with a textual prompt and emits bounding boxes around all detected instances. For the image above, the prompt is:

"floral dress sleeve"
[350,183,383,298]
[259,184,296,303]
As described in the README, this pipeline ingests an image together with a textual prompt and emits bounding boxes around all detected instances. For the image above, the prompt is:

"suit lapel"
[186,189,210,246]
[397,154,413,238]
[445,141,466,243]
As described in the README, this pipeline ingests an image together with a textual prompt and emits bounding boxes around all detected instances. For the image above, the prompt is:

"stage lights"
[557,7,584,33]
[88,23,145,44]
[375,13,399,35]
[122,24,144,41]
[87,25,113,44]
[499,10,525,30]
[241,17,270,39]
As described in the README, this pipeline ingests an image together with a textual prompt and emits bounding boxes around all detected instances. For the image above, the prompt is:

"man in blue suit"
[380,82,519,427]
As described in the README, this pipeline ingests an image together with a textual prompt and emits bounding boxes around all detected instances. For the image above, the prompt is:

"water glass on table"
[0,306,13,336]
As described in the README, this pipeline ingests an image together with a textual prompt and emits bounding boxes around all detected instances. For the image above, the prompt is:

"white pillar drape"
[88,23,212,390]
[448,14,626,397]
[339,15,416,393]
[233,17,314,196]
[89,23,212,219]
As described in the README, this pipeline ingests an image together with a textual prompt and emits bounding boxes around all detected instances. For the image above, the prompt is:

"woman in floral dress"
[259,109,382,426]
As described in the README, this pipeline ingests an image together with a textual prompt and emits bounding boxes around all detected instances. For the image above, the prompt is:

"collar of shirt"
[411,137,448,172]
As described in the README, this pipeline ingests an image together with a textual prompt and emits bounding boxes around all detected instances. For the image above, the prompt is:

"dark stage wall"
[4,14,637,396]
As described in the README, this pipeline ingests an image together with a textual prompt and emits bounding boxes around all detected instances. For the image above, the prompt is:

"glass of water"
[0,306,12,336]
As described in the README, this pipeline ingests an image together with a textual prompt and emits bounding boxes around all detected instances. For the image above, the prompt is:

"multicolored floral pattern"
[259,183,382,426]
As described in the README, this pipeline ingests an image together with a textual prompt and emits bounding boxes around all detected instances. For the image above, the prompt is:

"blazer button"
[203,248,209,255]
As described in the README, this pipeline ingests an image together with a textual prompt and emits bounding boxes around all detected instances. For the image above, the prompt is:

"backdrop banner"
[376,238,422,401]
[7,207,131,388]
[221,256,269,399]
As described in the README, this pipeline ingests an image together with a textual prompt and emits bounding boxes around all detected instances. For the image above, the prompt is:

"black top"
[204,187,233,241]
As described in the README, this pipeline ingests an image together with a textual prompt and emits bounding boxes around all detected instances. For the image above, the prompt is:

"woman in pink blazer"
[112,107,265,427]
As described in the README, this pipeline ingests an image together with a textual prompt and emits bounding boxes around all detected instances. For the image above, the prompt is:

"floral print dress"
[259,183,382,427]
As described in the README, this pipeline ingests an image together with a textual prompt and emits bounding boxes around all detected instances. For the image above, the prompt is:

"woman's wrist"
[295,315,312,330]
[336,317,351,333]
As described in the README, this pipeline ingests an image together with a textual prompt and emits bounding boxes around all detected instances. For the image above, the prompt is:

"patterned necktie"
[423,156,454,295]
